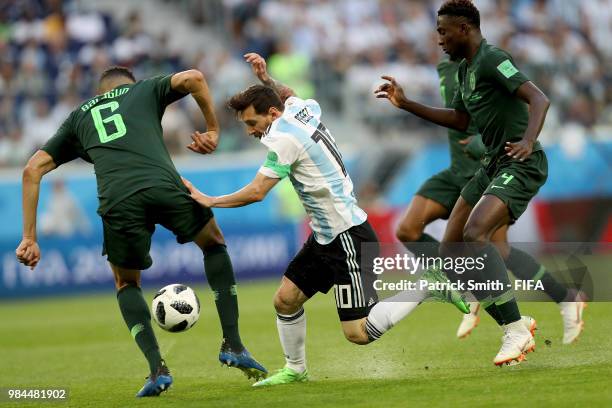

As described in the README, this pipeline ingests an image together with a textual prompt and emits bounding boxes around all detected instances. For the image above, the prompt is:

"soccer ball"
[152,284,200,332]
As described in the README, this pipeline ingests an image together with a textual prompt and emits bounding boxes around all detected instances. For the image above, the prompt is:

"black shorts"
[285,221,380,321]
[101,184,214,270]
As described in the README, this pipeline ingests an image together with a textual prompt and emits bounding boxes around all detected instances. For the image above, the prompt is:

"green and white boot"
[252,366,308,387]
[422,268,470,314]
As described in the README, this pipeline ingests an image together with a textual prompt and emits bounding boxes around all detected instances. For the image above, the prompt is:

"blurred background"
[0,0,610,298]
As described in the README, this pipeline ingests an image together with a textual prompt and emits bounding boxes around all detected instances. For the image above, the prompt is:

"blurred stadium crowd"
[0,0,611,167]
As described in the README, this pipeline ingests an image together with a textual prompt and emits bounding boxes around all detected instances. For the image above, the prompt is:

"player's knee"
[196,221,226,252]
[463,222,488,243]
[343,328,370,345]
[273,292,302,315]
[395,224,421,243]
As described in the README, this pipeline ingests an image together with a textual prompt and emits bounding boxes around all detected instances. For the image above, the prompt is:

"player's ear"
[269,107,282,119]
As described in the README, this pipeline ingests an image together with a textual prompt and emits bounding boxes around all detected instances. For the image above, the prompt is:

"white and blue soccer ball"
[152,284,200,332]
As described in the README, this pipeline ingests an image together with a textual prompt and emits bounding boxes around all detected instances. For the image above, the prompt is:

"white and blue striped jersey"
[258,96,367,244]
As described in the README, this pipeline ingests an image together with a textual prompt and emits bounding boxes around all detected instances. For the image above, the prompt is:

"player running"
[376,0,563,365]
[183,52,470,386]
[397,57,585,343]
[15,67,266,397]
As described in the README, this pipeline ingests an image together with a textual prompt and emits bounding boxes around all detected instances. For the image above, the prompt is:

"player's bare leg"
[192,218,267,379]
[111,264,171,397]
[464,195,534,366]
[396,195,449,258]
[253,277,309,387]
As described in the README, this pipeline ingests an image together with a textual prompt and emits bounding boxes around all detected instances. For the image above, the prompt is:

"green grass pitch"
[1,279,611,407]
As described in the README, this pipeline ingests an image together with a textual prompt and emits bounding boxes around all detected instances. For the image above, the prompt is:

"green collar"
[467,38,487,66]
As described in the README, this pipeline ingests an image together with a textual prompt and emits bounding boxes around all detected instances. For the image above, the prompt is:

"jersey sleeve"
[41,113,83,166]
[484,50,529,94]
[258,135,300,179]
[146,74,187,109]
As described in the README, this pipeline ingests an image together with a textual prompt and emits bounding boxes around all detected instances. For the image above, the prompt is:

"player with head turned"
[398,56,584,343]
[182,52,470,386]
[15,66,267,397]
[374,0,579,365]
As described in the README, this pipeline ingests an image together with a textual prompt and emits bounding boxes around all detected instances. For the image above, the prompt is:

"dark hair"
[438,0,480,28]
[227,85,283,115]
[99,66,136,84]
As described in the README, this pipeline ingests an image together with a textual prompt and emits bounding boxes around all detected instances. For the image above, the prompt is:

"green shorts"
[416,168,474,215]
[101,184,214,270]
[460,150,548,220]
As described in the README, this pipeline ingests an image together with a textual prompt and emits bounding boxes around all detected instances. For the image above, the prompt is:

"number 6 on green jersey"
[91,101,127,143]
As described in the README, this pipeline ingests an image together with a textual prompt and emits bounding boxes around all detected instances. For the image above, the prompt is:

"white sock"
[365,291,422,341]
[276,308,306,373]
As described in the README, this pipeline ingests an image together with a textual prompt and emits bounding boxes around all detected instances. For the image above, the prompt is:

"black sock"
[484,304,505,325]
[117,284,162,374]
[204,244,243,351]
[401,233,440,259]
[495,298,521,325]
[506,247,568,303]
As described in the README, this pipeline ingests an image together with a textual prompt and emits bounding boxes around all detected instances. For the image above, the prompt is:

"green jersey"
[452,39,541,159]
[42,75,186,215]
[437,58,481,177]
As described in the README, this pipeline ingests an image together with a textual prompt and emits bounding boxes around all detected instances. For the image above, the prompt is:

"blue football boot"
[136,360,173,397]
[219,339,268,380]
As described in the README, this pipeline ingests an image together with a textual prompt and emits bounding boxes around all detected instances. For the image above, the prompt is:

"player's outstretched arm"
[504,81,550,161]
[16,150,57,269]
[182,173,280,208]
[244,53,295,102]
[171,69,220,154]
[375,75,470,132]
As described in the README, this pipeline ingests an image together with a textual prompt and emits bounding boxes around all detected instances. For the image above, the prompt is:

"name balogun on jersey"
[80,87,131,113]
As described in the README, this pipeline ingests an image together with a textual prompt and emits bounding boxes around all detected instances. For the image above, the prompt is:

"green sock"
[117,284,162,374]
[204,244,243,350]
[401,233,440,259]
[477,245,520,326]
[506,247,568,303]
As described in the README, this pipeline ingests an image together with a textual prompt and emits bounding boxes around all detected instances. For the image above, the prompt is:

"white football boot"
[493,317,536,366]
[457,302,480,339]
[560,301,586,344]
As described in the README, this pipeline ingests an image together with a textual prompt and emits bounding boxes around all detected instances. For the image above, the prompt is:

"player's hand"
[244,52,270,82]
[182,177,215,207]
[187,130,218,154]
[15,238,40,270]
[505,139,533,161]
[374,76,407,108]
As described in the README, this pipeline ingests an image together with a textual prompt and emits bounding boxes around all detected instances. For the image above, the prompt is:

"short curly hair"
[438,0,480,28]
